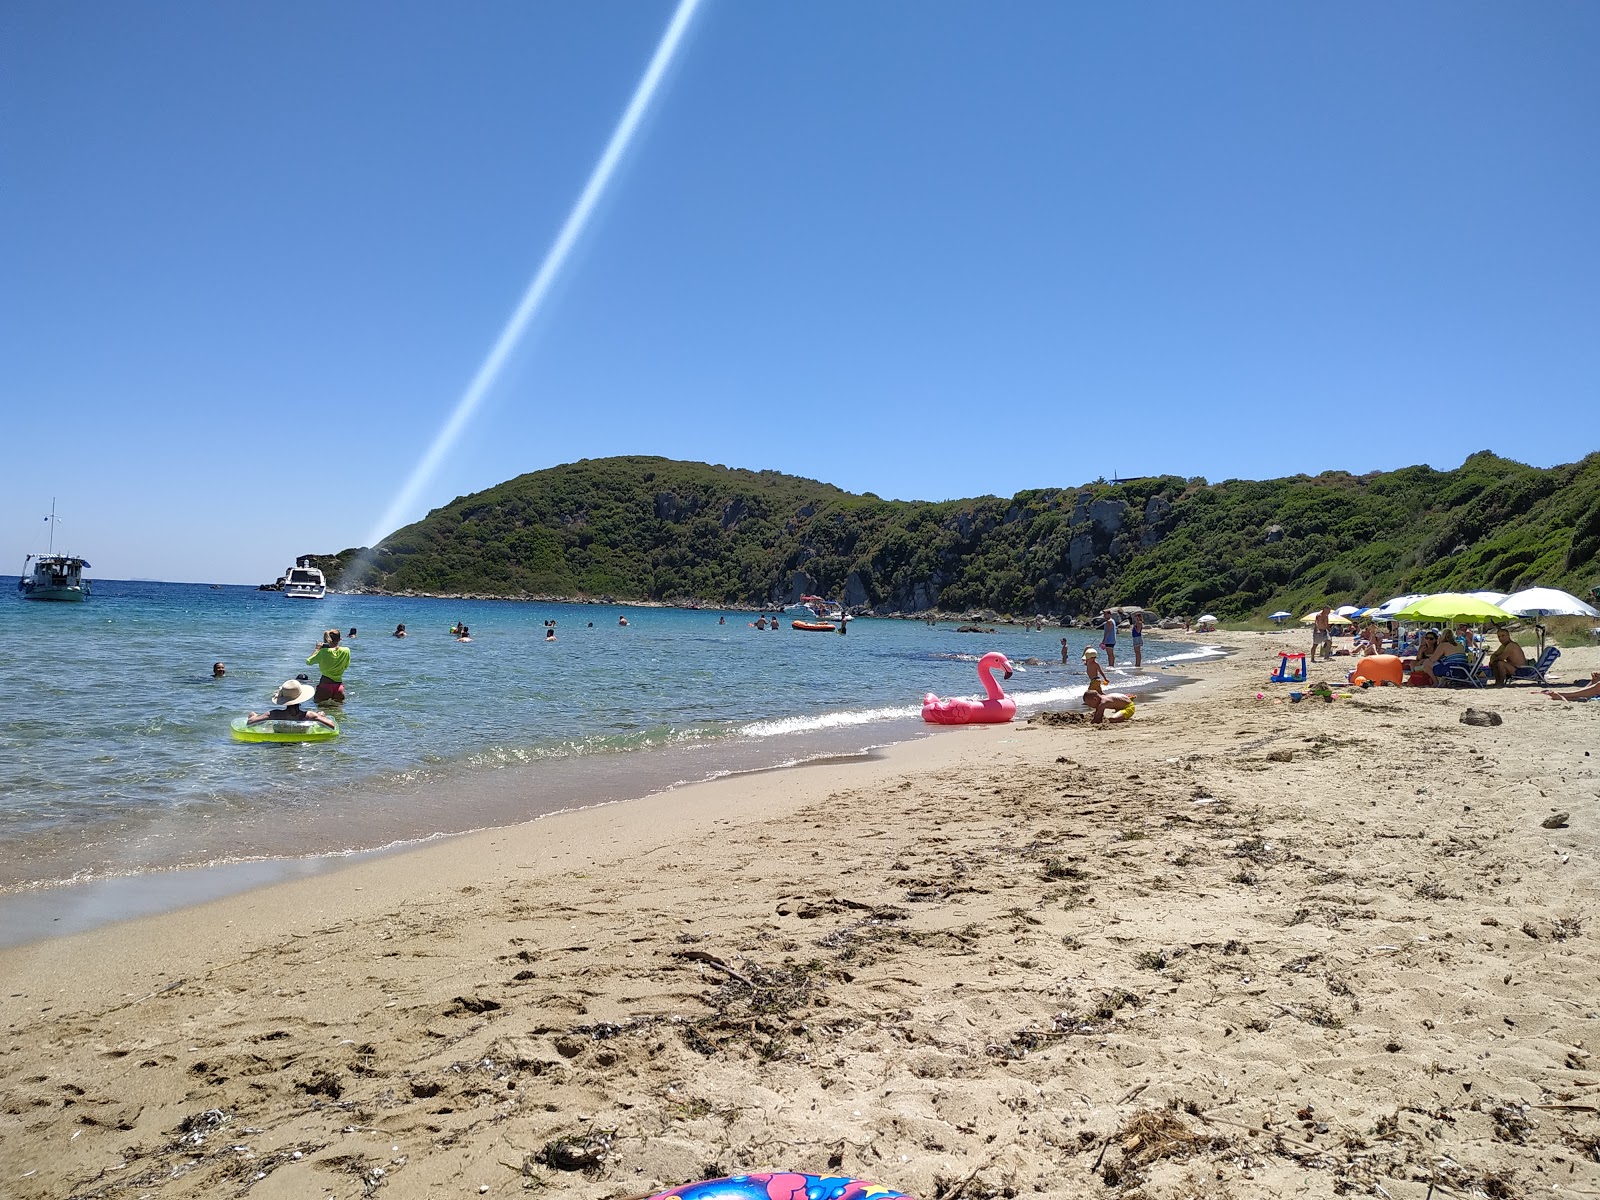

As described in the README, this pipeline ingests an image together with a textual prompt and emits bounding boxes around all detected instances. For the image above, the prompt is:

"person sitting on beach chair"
[1487,627,1527,686]
[1545,673,1600,702]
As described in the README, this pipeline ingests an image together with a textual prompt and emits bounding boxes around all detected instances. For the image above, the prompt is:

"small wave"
[739,704,921,738]
[1149,645,1228,664]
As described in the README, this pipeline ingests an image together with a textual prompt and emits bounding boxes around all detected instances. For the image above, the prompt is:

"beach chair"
[1509,646,1561,686]
[1433,654,1482,688]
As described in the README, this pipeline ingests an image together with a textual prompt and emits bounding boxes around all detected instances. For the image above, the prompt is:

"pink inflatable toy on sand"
[921,652,1017,725]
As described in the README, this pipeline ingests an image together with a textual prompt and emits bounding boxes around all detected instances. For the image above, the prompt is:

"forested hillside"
[312,453,1600,619]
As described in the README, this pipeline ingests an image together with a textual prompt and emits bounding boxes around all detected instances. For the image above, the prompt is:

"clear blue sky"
[4,1,1596,583]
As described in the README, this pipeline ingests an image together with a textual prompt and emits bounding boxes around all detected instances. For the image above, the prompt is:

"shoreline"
[0,658,1201,947]
[11,631,1590,1199]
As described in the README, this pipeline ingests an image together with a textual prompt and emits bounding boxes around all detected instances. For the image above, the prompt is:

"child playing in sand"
[1083,688,1136,724]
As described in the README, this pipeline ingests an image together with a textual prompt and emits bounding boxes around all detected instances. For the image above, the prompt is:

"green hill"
[312,452,1600,619]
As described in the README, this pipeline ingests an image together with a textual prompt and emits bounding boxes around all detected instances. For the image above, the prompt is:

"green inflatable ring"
[231,716,340,744]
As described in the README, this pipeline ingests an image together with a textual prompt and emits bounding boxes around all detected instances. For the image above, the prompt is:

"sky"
[3,1,1597,583]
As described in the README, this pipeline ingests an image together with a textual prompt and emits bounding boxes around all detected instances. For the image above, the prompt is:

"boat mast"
[46,498,56,554]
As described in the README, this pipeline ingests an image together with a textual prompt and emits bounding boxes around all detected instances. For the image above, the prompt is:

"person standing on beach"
[1311,606,1332,662]
[306,630,350,704]
[1083,646,1110,694]
[1130,611,1144,667]
[1100,610,1117,667]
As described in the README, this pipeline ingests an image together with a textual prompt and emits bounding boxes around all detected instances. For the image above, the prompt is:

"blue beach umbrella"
[1269,610,1291,627]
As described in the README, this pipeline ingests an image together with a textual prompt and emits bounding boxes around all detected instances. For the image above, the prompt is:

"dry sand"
[4,632,1599,1200]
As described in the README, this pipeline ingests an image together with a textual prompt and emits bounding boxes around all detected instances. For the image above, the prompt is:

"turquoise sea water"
[0,581,1209,896]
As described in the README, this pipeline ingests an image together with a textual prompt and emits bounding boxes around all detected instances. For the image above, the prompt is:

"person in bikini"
[1100,610,1117,667]
[1130,610,1144,667]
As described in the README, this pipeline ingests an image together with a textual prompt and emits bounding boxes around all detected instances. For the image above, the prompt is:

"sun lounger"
[1433,654,1483,688]
[1508,646,1561,686]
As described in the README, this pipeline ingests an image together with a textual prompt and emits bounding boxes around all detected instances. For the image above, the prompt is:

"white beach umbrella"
[1269,610,1291,627]
[1465,590,1508,606]
[1196,614,1218,625]
[1367,593,1427,620]
[1334,605,1361,617]
[1499,587,1600,620]
[1500,586,1600,652]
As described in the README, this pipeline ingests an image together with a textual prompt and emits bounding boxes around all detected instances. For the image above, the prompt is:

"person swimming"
[545,627,556,642]
[393,623,407,637]
[456,625,472,642]
[212,662,226,678]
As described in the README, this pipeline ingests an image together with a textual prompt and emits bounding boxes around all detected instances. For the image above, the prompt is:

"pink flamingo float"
[922,651,1017,725]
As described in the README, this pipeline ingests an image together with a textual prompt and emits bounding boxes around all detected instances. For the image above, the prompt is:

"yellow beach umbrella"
[1299,611,1352,625]
[1390,593,1514,624]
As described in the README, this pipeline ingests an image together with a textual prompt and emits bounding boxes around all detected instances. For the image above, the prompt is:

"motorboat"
[18,500,90,601]
[282,564,327,599]
[19,553,91,601]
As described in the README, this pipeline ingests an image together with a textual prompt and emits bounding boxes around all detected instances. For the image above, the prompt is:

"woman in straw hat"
[246,679,338,729]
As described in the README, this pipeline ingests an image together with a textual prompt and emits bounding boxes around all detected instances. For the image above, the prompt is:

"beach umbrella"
[1334,605,1361,617]
[1499,587,1600,620]
[1367,593,1427,620]
[1268,610,1291,627]
[1196,614,1218,625]
[1300,610,1352,625]
[1499,586,1600,652]
[1465,590,1509,606]
[1390,593,1514,624]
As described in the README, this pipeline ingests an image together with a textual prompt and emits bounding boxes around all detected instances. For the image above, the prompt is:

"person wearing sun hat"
[1082,646,1109,695]
[246,679,337,729]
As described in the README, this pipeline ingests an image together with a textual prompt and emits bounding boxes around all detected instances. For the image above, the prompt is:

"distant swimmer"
[213,661,226,678]
[456,625,472,642]
[719,615,725,625]
[393,623,407,637]
[752,616,768,629]
[545,627,556,642]
[1060,638,1069,664]
[306,630,349,704]
[247,679,337,729]
[348,627,357,639]
[618,616,629,627]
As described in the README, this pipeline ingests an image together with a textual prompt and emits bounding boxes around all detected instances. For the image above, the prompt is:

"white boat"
[784,594,846,622]
[19,500,91,601]
[282,564,327,599]
[19,553,92,601]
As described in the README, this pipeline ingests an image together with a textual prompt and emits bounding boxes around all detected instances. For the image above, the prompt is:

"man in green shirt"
[308,629,350,703]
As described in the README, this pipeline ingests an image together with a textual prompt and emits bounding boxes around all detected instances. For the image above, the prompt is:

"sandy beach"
[4,631,1599,1200]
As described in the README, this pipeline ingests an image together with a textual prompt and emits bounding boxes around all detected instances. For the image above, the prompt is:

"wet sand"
[3,631,1598,1199]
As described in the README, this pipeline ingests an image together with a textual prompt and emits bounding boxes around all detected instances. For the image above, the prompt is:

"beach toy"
[1269,652,1307,683]
[230,716,339,744]
[646,1174,915,1200]
[1348,654,1403,687]
[921,651,1017,725]
[1289,691,1304,702]
[791,620,836,632]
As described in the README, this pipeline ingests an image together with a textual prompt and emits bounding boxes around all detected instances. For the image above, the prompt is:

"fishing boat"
[19,553,92,601]
[18,500,91,601]
[281,563,327,599]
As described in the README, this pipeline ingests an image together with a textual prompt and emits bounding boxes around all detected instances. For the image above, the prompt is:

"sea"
[0,580,1218,945]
